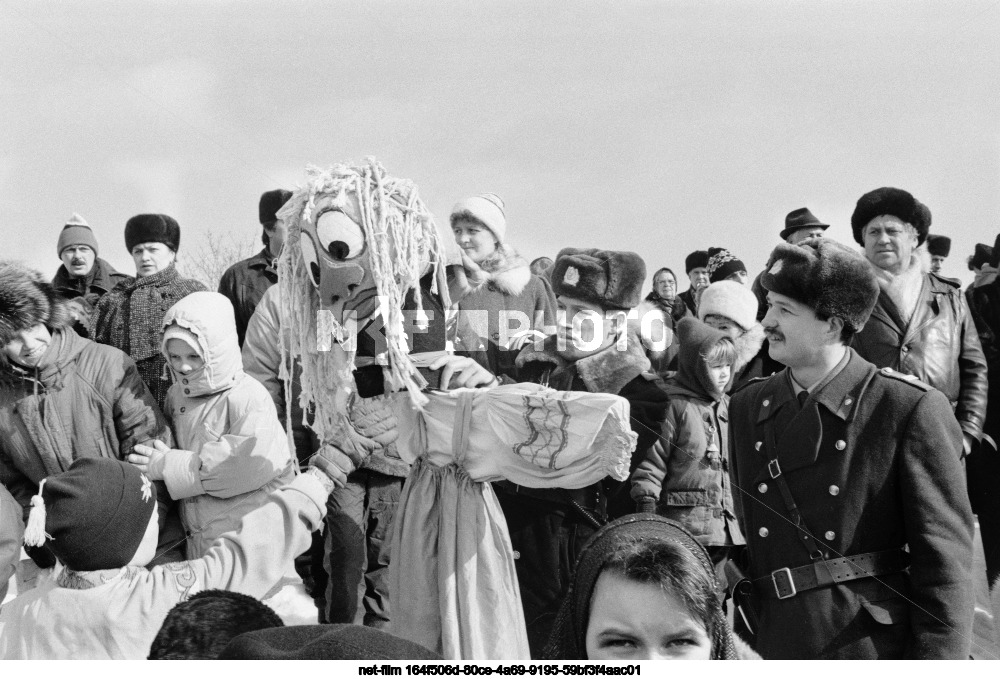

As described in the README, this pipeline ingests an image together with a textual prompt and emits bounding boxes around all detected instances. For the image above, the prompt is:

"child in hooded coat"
[131,291,294,558]
[630,317,745,571]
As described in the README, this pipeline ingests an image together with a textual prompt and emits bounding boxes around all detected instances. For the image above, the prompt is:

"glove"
[311,443,355,489]
[339,393,400,465]
[636,497,658,514]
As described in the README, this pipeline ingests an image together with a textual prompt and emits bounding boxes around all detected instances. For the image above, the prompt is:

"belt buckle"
[768,459,782,478]
[771,567,797,599]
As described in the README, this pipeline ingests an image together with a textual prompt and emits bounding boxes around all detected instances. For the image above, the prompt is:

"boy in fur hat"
[501,247,670,654]
[0,262,177,568]
[0,448,348,659]
[631,317,746,583]
[728,237,974,658]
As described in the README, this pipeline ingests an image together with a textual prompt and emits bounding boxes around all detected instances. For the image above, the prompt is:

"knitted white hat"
[698,280,759,331]
[450,193,506,243]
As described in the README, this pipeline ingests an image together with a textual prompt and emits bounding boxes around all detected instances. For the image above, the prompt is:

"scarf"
[872,249,928,327]
[542,514,738,660]
[103,264,183,362]
[974,264,998,289]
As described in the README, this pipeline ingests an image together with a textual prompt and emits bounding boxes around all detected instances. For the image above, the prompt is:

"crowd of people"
[0,164,999,661]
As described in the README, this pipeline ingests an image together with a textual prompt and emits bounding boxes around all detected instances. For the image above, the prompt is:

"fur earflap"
[851,187,931,246]
[551,248,646,311]
[761,239,879,333]
[0,262,73,344]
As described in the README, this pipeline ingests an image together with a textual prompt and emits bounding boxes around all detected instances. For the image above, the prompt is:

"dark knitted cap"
[684,250,710,273]
[851,187,931,246]
[551,248,646,310]
[125,214,180,253]
[926,234,951,257]
[219,624,441,660]
[761,238,879,333]
[706,247,747,284]
[0,262,72,345]
[259,189,293,225]
[24,458,157,571]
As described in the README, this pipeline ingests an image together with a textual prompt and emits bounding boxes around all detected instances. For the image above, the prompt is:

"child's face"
[166,338,204,376]
[708,363,732,392]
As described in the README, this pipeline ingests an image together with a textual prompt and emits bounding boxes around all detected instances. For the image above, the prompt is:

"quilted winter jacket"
[852,273,988,441]
[0,328,172,518]
[631,382,744,547]
[161,292,294,558]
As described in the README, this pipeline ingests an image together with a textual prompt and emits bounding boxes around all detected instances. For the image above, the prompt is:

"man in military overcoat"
[728,238,975,659]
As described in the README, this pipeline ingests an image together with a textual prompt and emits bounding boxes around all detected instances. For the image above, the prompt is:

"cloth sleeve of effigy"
[390,383,636,486]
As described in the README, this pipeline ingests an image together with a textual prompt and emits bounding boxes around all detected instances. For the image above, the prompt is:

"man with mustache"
[728,238,974,658]
[51,214,130,338]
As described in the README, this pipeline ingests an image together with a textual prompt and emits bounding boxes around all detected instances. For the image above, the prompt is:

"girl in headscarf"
[542,514,757,660]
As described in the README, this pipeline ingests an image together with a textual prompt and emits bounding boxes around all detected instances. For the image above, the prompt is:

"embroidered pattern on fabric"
[162,561,199,600]
[513,395,571,469]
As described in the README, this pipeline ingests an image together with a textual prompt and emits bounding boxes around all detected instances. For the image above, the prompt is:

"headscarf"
[542,514,738,660]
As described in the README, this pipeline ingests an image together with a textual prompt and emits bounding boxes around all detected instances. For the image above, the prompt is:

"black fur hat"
[926,234,951,257]
[851,187,931,246]
[124,214,180,253]
[684,250,710,273]
[760,238,879,333]
[551,248,646,310]
[0,262,72,344]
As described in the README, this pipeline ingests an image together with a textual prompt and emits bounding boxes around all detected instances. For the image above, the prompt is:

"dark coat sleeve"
[955,292,988,441]
[112,351,174,452]
[899,388,975,658]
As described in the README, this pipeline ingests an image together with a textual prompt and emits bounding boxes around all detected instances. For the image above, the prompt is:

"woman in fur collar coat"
[697,280,767,391]
[449,194,556,379]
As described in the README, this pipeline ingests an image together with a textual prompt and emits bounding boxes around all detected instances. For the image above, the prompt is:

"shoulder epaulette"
[929,272,962,289]
[875,366,934,392]
[730,373,774,396]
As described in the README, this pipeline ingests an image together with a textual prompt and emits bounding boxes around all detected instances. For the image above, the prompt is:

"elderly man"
[850,187,987,457]
[678,250,710,315]
[219,189,292,347]
[51,214,130,337]
[729,238,974,658]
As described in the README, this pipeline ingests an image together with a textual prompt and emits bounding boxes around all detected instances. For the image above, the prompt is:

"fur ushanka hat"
[926,234,951,258]
[760,238,879,333]
[0,262,72,345]
[851,187,931,246]
[551,248,646,311]
[684,250,710,274]
[125,214,181,253]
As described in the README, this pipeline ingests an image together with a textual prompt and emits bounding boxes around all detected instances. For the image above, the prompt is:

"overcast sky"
[2,0,999,288]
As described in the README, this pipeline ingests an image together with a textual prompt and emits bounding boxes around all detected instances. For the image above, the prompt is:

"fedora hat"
[780,207,829,240]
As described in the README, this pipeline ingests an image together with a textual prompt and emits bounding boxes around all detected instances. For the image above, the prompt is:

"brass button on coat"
[835,440,846,451]
[825,531,836,540]
[758,483,768,493]
[829,485,840,496]
[759,527,769,538]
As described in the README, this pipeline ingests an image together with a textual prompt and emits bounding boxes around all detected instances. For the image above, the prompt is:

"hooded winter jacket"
[160,291,294,558]
[631,318,745,547]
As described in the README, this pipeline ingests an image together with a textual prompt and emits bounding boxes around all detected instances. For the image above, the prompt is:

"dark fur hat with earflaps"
[0,262,73,345]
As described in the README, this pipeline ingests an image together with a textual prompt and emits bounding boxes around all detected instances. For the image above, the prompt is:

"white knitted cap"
[450,193,507,243]
[698,280,759,331]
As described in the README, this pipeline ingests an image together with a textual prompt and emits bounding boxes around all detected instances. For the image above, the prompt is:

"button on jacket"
[729,349,974,659]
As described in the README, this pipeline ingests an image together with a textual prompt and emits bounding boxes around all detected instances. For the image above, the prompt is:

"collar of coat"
[516,332,652,394]
[52,257,129,295]
[469,244,532,297]
[246,247,276,271]
[754,348,872,426]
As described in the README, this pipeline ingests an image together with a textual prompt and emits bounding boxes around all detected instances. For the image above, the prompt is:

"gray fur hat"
[0,262,72,345]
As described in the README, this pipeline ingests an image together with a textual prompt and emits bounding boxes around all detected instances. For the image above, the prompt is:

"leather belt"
[493,480,602,512]
[756,549,909,600]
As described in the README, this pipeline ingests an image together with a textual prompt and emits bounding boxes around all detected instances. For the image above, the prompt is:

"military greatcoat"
[729,348,974,659]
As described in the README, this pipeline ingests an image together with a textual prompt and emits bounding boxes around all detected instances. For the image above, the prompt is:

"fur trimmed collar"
[872,248,929,325]
[733,323,766,375]
[472,244,531,296]
[516,333,652,395]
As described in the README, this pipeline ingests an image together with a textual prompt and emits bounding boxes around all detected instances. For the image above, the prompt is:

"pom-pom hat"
[851,187,931,246]
[706,247,747,284]
[551,248,646,311]
[22,457,157,571]
[761,238,879,333]
[56,213,99,257]
[450,193,507,243]
[125,214,181,253]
